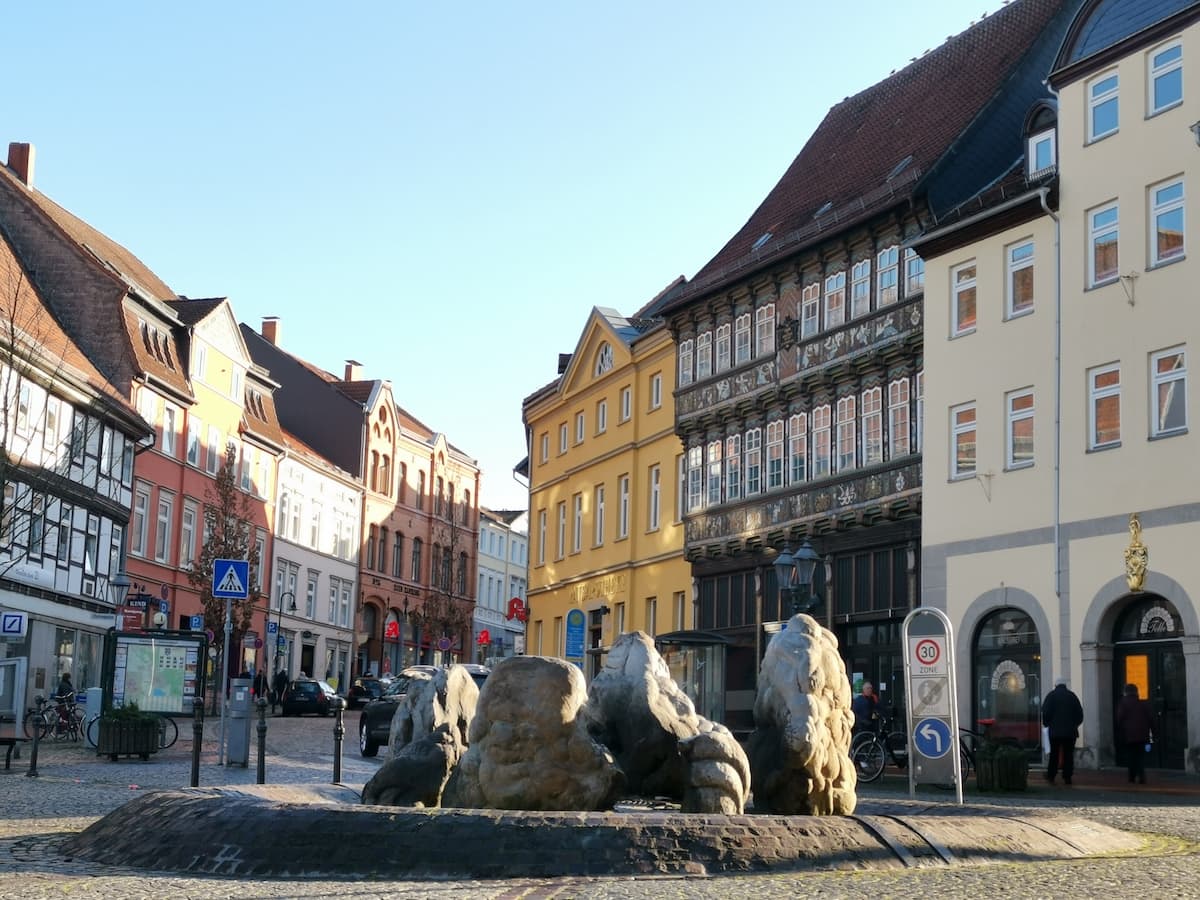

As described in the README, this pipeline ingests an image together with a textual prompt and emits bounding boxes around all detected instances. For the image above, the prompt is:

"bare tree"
[188,443,262,708]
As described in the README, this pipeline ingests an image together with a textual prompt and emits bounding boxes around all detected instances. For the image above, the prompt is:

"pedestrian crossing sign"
[212,558,250,599]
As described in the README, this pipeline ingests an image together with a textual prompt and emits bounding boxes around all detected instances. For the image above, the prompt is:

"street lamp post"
[273,591,297,676]
[775,540,822,617]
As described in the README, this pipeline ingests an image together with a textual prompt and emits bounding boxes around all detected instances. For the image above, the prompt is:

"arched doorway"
[972,607,1042,756]
[1113,595,1187,770]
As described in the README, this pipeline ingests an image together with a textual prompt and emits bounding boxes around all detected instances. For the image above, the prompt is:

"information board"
[108,631,206,715]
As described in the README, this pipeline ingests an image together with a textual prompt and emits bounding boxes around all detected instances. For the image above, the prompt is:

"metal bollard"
[256,697,269,785]
[331,696,346,784]
[26,713,40,778]
[191,695,205,788]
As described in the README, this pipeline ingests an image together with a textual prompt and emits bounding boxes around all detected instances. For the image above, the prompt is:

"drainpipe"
[1037,185,1062,653]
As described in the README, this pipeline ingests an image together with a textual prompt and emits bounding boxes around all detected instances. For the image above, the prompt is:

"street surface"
[3,710,1200,898]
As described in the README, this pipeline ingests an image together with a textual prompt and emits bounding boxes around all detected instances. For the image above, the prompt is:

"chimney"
[345,359,363,381]
[7,143,34,188]
[261,316,281,346]
[557,353,572,375]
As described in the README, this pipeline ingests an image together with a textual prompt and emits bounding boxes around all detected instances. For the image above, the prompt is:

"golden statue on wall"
[1124,513,1148,593]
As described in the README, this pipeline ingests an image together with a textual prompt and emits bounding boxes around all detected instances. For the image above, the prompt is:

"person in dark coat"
[1115,683,1154,784]
[272,668,288,715]
[253,668,268,703]
[851,681,879,735]
[1042,678,1084,784]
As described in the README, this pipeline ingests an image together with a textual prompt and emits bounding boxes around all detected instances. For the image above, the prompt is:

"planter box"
[97,719,160,761]
[976,745,1028,791]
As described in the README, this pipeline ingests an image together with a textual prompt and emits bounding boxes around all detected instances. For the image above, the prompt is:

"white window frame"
[574,412,585,444]
[904,248,925,297]
[861,387,883,466]
[706,440,722,506]
[715,324,731,372]
[1007,240,1035,318]
[951,403,977,479]
[678,339,694,386]
[131,483,150,557]
[836,396,857,472]
[1088,71,1120,141]
[876,247,898,307]
[696,332,713,380]
[559,423,568,454]
[180,498,198,568]
[1148,41,1183,116]
[888,378,911,459]
[824,271,845,328]
[536,510,546,566]
[648,464,661,531]
[686,446,703,512]
[186,416,201,467]
[1006,389,1035,469]
[161,404,177,457]
[1088,363,1122,450]
[1089,202,1120,287]
[1150,178,1185,267]
[734,314,752,365]
[801,283,820,337]
[788,413,807,484]
[1150,346,1188,437]
[154,490,174,564]
[952,260,977,336]
[620,386,632,422]
[744,428,762,495]
[916,371,925,452]
[206,426,221,475]
[572,493,583,553]
[650,373,663,410]
[766,420,784,490]
[594,484,606,545]
[556,501,566,560]
[1028,130,1056,176]
[724,435,741,502]
[596,399,607,434]
[755,304,776,357]
[617,474,630,539]
[850,260,871,318]
[812,405,831,478]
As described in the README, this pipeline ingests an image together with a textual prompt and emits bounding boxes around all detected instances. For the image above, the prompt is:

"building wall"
[525,316,689,677]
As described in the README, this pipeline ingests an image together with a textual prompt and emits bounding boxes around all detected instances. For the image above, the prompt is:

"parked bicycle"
[852,715,977,784]
[22,693,83,742]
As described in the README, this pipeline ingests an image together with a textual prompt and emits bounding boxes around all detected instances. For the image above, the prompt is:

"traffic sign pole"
[902,607,962,805]
[212,559,250,768]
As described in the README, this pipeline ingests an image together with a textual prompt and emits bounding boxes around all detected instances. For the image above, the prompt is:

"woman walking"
[1115,683,1153,784]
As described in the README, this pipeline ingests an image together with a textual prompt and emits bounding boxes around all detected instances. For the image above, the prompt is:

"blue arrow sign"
[912,717,952,759]
[212,559,250,599]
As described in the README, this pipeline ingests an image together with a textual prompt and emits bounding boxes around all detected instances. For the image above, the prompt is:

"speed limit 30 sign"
[909,636,947,676]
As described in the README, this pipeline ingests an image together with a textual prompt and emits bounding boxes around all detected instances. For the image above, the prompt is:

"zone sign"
[909,636,947,675]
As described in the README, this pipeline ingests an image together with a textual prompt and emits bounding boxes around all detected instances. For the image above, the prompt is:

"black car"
[281,679,337,716]
[358,664,489,757]
[345,677,390,710]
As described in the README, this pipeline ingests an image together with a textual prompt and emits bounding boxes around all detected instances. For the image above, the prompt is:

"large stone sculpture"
[361,666,479,807]
[442,655,624,811]
[587,631,750,813]
[748,613,856,815]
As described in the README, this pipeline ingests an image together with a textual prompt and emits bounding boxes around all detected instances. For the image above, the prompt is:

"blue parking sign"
[189,615,203,631]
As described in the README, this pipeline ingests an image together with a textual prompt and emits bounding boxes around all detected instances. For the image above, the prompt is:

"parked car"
[281,678,338,716]
[345,676,390,709]
[359,664,489,757]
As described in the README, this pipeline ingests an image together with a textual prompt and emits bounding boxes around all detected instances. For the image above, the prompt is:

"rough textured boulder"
[748,613,856,815]
[443,655,624,811]
[586,631,701,796]
[678,722,752,814]
[361,666,479,808]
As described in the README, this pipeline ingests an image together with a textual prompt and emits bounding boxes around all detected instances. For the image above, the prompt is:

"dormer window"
[1028,130,1056,176]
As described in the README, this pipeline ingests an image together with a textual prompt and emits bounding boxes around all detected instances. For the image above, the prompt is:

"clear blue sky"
[6,1,1001,510]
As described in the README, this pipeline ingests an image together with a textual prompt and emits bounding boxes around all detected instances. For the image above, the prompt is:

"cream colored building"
[918,0,1200,771]
[522,292,691,681]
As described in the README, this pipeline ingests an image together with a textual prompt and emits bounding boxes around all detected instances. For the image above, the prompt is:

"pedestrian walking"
[272,668,288,715]
[1043,677,1084,784]
[1115,683,1154,784]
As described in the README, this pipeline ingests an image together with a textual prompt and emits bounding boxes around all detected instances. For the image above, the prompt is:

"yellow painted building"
[522,289,691,680]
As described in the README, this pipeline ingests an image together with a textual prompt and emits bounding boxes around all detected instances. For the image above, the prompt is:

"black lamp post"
[274,591,297,673]
[775,540,821,617]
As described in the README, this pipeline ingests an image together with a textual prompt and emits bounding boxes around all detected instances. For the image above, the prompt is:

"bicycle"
[22,694,82,742]
[852,716,975,784]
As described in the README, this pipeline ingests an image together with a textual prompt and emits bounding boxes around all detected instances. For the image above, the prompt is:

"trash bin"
[227,677,252,766]
[84,686,103,749]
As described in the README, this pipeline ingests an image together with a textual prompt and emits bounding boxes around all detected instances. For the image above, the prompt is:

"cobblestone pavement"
[3,712,1200,898]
